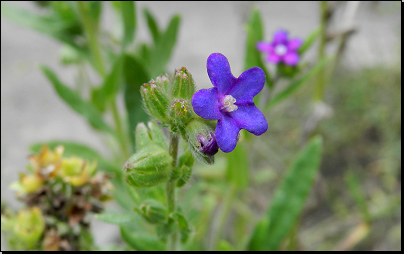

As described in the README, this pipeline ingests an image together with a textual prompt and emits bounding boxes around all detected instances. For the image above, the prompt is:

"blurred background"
[1,1,401,250]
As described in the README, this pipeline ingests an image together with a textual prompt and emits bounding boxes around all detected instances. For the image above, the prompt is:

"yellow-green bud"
[15,207,45,249]
[124,145,172,188]
[172,67,195,100]
[169,99,193,126]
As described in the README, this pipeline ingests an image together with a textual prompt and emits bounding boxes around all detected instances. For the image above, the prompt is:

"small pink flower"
[257,29,303,66]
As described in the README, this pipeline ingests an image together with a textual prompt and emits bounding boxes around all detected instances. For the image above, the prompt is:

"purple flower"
[257,29,303,66]
[191,53,268,153]
[198,132,219,156]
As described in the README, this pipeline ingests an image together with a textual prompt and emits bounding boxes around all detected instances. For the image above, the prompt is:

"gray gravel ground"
[1,1,400,249]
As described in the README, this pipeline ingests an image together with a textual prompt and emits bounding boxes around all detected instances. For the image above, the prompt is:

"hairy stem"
[166,133,179,250]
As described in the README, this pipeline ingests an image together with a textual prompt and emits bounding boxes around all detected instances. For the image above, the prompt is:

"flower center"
[221,95,238,112]
[275,44,288,56]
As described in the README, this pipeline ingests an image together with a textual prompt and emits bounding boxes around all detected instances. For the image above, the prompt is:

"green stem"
[77,1,106,77]
[210,183,238,250]
[166,133,179,250]
[314,1,329,102]
[111,101,129,160]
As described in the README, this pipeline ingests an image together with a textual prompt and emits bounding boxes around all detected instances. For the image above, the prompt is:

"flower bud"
[156,74,171,95]
[140,82,170,123]
[182,119,218,165]
[169,99,193,126]
[135,199,168,224]
[124,145,173,188]
[59,157,97,187]
[172,67,195,100]
[10,173,44,196]
[15,207,45,249]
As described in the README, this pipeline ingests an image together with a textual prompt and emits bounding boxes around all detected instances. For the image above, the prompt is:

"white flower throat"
[275,44,287,56]
[221,95,238,112]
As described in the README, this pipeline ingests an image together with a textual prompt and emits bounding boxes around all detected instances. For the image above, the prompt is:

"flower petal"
[215,114,240,153]
[207,53,237,95]
[192,87,221,120]
[288,38,303,51]
[228,67,265,103]
[267,53,281,63]
[256,42,273,52]
[273,29,288,44]
[230,104,268,135]
[283,51,300,66]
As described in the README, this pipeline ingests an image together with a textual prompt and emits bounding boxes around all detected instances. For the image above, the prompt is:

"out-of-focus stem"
[166,133,179,251]
[210,183,237,250]
[111,101,129,159]
[77,1,106,77]
[314,1,329,102]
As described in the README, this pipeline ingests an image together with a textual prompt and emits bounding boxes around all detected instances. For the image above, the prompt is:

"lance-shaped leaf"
[123,54,150,151]
[226,141,249,190]
[298,27,320,55]
[1,3,90,60]
[248,136,323,251]
[244,8,272,89]
[95,212,138,225]
[143,7,160,45]
[120,226,166,251]
[265,55,334,110]
[121,1,136,50]
[146,14,181,77]
[40,65,117,139]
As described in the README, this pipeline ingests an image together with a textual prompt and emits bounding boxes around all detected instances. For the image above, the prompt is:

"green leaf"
[248,136,323,251]
[244,8,272,89]
[29,141,119,173]
[39,65,117,138]
[95,212,136,225]
[121,1,136,50]
[143,8,160,45]
[147,14,181,77]
[226,142,249,189]
[298,27,320,55]
[120,226,166,251]
[265,55,334,110]
[123,54,150,151]
[345,170,371,222]
[1,3,89,58]
[103,55,124,101]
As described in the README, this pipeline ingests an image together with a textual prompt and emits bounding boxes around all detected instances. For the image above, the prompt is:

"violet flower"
[257,29,303,66]
[198,132,219,156]
[191,53,268,153]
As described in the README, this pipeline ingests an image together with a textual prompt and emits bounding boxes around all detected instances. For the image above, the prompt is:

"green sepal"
[147,121,168,150]
[135,199,168,224]
[135,122,151,151]
[181,119,215,165]
[176,165,192,187]
[179,150,194,168]
[140,82,170,123]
